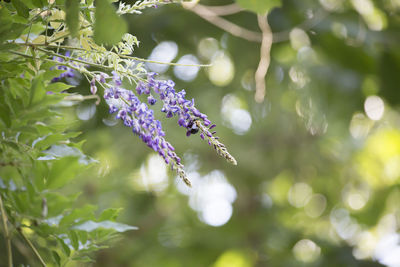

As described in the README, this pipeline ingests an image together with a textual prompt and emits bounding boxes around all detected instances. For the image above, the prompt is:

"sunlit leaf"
[60,205,97,226]
[68,231,80,250]
[46,82,75,93]
[52,250,61,266]
[99,208,122,221]
[72,220,138,232]
[46,156,85,189]
[57,237,71,257]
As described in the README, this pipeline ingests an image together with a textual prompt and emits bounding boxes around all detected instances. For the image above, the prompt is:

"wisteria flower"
[93,71,236,187]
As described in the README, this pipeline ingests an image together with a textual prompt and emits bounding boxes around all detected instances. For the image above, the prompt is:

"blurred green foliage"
[85,0,400,266]
[1,0,400,266]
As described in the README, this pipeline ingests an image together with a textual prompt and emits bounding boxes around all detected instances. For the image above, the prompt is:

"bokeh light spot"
[349,113,372,139]
[208,51,234,87]
[146,41,178,73]
[133,154,168,192]
[221,94,252,135]
[173,54,200,82]
[288,182,313,208]
[201,199,233,227]
[293,239,321,263]
[304,194,327,218]
[213,250,252,267]
[197,37,219,60]
[183,170,236,227]
[364,95,384,121]
[76,103,96,121]
[289,28,311,50]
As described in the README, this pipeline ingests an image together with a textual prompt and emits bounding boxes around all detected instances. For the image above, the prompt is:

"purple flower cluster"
[95,71,236,186]
[135,73,237,165]
[51,51,75,82]
[136,73,214,138]
[102,72,191,186]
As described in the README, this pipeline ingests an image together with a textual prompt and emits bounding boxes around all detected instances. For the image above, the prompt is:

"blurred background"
[68,0,400,266]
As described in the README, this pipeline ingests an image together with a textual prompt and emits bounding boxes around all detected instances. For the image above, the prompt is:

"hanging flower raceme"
[137,72,237,165]
[95,71,236,187]
[100,72,191,186]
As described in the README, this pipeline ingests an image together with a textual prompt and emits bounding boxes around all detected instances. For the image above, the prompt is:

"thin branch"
[0,194,13,267]
[17,227,47,267]
[9,50,143,85]
[15,43,211,67]
[201,3,243,16]
[120,54,212,67]
[254,14,273,103]
[186,3,327,44]
[9,50,87,74]
[184,3,262,43]
[36,47,107,70]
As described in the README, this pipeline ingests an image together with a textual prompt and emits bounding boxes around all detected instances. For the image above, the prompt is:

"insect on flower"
[187,120,199,135]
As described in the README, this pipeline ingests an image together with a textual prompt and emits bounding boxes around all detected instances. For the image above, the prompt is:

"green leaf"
[33,161,49,191]
[12,0,30,18]
[45,192,78,217]
[32,132,81,151]
[29,74,45,106]
[52,250,61,266]
[99,208,122,221]
[0,5,13,24]
[46,82,75,93]
[235,0,281,14]
[42,69,65,82]
[72,220,138,232]
[8,77,29,101]
[0,103,11,127]
[65,0,80,37]
[60,205,97,226]
[94,0,127,45]
[71,256,93,263]
[46,156,84,189]
[0,43,15,51]
[77,230,88,245]
[68,230,79,250]
[0,23,26,43]
[31,0,47,8]
[38,144,97,165]
[56,237,71,256]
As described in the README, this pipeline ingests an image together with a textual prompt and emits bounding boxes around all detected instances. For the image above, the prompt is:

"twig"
[201,3,243,16]
[9,50,86,74]
[186,3,327,44]
[9,50,143,85]
[120,54,212,67]
[17,227,47,267]
[15,43,211,67]
[184,3,262,42]
[254,14,272,103]
[0,193,13,267]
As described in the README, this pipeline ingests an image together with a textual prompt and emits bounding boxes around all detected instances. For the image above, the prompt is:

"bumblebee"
[187,120,199,134]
